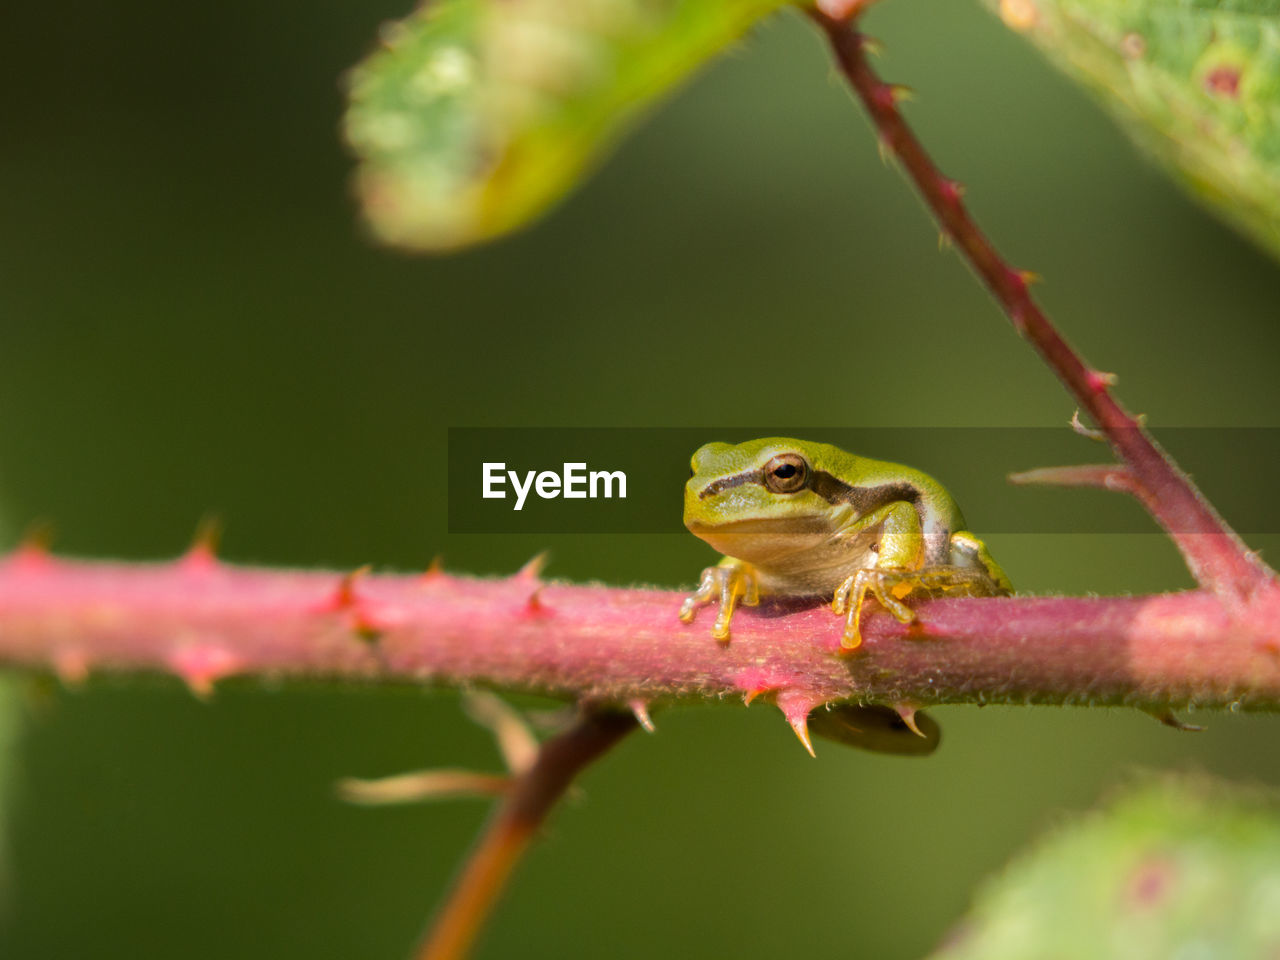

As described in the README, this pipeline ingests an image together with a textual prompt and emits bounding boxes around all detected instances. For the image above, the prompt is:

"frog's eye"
[763,453,809,494]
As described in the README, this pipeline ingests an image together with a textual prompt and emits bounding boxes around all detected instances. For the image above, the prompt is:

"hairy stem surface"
[2,555,1278,715]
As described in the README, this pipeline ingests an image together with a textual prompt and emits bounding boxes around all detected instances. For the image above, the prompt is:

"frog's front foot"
[679,561,760,642]
[831,568,918,650]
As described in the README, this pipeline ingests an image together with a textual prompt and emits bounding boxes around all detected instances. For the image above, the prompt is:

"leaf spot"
[1203,65,1241,99]
[1120,33,1146,60]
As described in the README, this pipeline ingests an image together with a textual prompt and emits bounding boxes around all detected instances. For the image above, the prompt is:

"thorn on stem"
[514,552,549,583]
[895,703,926,738]
[775,690,822,758]
[629,700,656,734]
[871,83,901,112]
[876,136,893,166]
[1085,369,1118,392]
[524,585,548,615]
[323,566,387,643]
[859,35,884,57]
[1005,265,1042,292]
[178,515,223,574]
[1070,410,1106,442]
[512,556,551,614]
[940,178,966,204]
[169,644,242,700]
[422,555,446,580]
[9,521,55,571]
[1148,709,1205,733]
[787,714,816,757]
[331,565,371,611]
[1009,303,1029,334]
[733,669,791,707]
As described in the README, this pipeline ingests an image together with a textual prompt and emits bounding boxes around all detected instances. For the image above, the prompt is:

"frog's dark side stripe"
[811,472,922,516]
[696,469,765,499]
[697,469,923,517]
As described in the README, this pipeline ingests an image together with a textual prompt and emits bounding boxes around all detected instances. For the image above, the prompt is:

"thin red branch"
[810,12,1275,606]
[1,555,1278,715]
[415,707,637,960]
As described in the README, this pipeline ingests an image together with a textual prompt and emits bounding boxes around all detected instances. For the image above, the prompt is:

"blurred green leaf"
[987,0,1280,259]
[344,0,791,251]
[932,776,1280,959]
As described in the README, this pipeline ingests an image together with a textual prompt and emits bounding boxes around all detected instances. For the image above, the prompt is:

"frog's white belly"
[750,528,884,595]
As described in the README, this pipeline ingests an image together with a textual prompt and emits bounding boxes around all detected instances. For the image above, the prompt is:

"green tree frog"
[679,438,1012,648]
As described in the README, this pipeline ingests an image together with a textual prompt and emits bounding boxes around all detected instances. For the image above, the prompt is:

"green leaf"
[931,777,1280,959]
[987,0,1280,259]
[344,0,790,252]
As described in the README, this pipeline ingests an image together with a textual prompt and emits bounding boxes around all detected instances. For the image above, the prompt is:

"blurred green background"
[2,0,1279,957]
